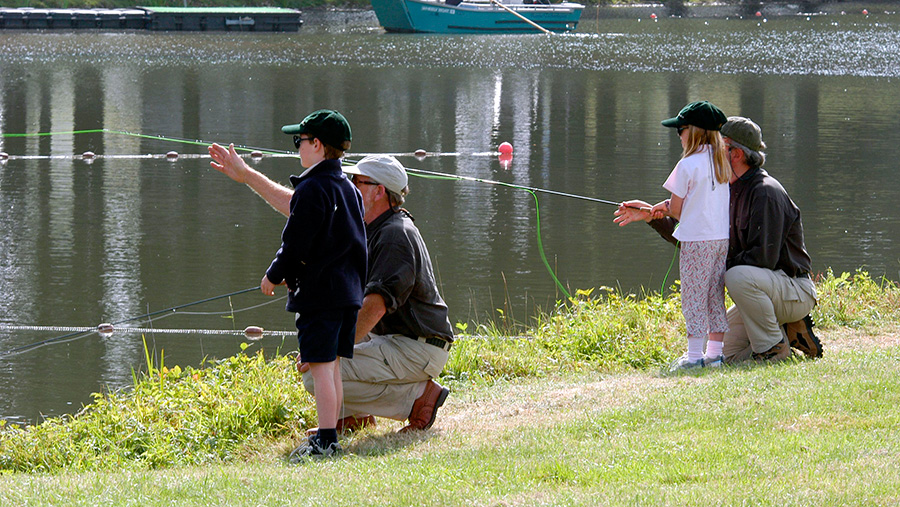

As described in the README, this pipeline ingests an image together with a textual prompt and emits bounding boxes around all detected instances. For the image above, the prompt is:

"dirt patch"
[820,326,900,352]
[351,326,900,450]
[435,326,900,440]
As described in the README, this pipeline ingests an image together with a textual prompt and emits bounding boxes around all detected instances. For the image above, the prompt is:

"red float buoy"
[650,13,657,19]
[498,142,513,155]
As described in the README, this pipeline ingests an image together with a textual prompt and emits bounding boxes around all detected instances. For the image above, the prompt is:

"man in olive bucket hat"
[209,134,453,439]
[615,116,822,363]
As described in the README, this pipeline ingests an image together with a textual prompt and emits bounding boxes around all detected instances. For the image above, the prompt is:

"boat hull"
[370,0,583,34]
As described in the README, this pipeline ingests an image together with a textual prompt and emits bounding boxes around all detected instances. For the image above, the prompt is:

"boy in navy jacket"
[263,110,367,459]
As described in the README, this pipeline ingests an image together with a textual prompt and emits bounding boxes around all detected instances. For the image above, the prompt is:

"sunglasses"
[293,135,315,149]
[349,174,381,186]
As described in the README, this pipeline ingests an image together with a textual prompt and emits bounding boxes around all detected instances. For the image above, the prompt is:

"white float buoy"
[250,150,263,158]
[166,151,179,160]
[243,325,265,340]
[82,151,95,159]
[97,323,115,336]
[0,152,8,160]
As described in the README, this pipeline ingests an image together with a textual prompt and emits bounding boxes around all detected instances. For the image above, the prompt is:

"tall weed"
[813,268,900,329]
[0,343,313,473]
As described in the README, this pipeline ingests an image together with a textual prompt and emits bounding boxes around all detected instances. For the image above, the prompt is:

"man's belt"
[416,336,452,352]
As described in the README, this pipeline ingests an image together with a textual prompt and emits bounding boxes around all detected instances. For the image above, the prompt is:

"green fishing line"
[1,128,594,301]
[405,168,571,300]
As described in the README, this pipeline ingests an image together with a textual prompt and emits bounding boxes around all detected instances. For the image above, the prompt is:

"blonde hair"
[682,125,732,184]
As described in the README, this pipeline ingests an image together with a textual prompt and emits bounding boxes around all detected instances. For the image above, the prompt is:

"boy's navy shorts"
[295,307,357,363]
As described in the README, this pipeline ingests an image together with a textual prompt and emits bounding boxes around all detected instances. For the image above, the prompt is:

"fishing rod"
[402,167,622,207]
[0,286,262,358]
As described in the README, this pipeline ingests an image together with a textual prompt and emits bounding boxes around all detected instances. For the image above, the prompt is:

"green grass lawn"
[3,330,899,506]
[1,270,899,505]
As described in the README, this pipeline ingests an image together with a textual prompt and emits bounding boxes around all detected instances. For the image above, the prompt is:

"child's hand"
[261,275,277,296]
[649,200,669,220]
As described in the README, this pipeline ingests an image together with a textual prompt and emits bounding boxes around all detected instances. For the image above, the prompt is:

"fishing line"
[661,241,679,296]
[402,167,622,207]
[3,128,660,302]
[1,129,624,206]
[0,286,264,357]
[1,129,493,159]
[0,128,106,138]
[401,167,573,298]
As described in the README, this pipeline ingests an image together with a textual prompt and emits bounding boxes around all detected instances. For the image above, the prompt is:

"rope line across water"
[0,324,297,337]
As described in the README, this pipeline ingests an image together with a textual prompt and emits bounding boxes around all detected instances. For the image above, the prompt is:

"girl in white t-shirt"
[649,101,732,371]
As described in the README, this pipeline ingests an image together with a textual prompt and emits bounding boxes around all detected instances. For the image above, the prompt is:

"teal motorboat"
[369,0,584,34]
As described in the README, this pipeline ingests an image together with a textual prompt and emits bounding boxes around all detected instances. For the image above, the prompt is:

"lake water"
[1,8,899,424]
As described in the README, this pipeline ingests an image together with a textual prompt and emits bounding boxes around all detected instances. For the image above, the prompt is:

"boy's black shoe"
[289,434,343,462]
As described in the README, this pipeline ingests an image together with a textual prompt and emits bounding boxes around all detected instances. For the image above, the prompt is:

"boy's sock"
[316,428,338,447]
[687,337,704,362]
[705,340,724,359]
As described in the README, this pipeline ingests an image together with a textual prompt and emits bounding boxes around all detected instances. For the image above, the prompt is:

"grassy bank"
[1,269,899,504]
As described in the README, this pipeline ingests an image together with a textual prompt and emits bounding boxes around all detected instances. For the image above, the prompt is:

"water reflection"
[100,67,144,386]
[0,13,899,423]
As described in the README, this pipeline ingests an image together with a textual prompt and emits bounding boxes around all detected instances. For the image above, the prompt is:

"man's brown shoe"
[783,315,823,358]
[398,380,449,433]
[751,337,792,362]
[306,414,376,437]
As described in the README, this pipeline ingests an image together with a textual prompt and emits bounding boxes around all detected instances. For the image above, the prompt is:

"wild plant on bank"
[813,268,900,329]
[444,286,684,383]
[0,340,314,473]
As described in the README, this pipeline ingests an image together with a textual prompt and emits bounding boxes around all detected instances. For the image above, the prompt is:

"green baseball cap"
[661,101,727,131]
[282,109,352,151]
[721,116,767,152]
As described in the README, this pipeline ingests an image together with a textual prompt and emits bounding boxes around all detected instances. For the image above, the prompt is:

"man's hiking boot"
[399,380,449,433]
[751,337,792,362]
[783,315,823,358]
[289,434,343,462]
[306,414,376,437]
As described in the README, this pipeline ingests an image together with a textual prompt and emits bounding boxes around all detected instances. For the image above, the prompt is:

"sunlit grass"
[0,340,315,473]
[3,347,900,506]
[0,270,898,478]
